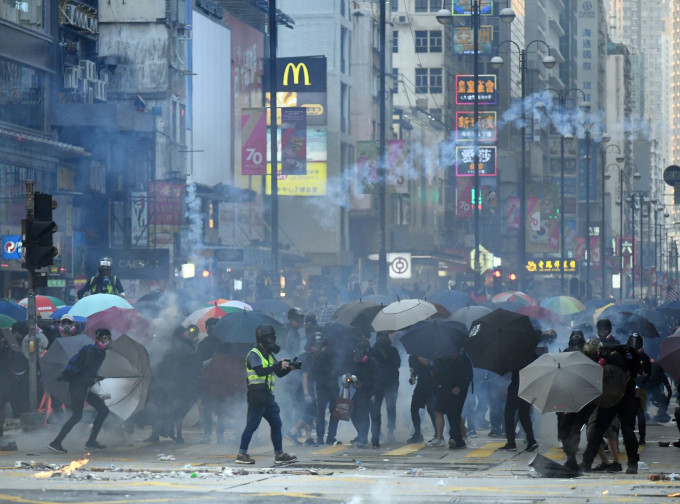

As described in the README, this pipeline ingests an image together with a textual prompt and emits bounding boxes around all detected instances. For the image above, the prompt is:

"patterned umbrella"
[540,295,586,316]
[182,305,241,333]
[216,300,253,311]
[517,305,562,324]
[18,295,66,318]
[491,291,536,306]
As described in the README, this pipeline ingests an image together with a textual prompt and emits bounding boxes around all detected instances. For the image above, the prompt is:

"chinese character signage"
[455,146,496,176]
[453,26,493,54]
[525,259,577,273]
[526,183,559,253]
[456,111,496,142]
[456,75,497,105]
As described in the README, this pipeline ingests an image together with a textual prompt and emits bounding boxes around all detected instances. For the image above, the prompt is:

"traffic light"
[508,272,518,283]
[23,192,57,269]
[492,269,502,291]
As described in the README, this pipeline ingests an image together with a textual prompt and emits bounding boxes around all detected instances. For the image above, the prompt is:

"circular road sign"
[663,165,680,186]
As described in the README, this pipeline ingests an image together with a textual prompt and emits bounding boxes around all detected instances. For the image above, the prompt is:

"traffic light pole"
[22,180,41,428]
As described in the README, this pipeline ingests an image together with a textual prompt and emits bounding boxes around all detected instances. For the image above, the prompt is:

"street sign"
[387,252,411,279]
[663,165,680,186]
[2,235,22,260]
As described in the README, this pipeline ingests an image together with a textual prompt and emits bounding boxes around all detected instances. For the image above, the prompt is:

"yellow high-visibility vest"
[246,347,275,391]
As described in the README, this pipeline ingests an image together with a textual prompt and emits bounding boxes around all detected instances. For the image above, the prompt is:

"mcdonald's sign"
[265,56,327,92]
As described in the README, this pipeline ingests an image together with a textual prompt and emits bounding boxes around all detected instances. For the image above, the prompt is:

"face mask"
[267,342,281,354]
[357,354,369,363]
[59,325,76,335]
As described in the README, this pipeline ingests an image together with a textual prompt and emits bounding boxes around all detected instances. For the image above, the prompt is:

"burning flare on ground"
[34,457,89,478]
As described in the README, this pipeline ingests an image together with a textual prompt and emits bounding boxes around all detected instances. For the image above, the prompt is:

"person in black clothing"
[647,362,673,422]
[427,351,473,449]
[564,329,586,352]
[370,332,401,446]
[347,340,376,447]
[628,333,652,445]
[596,318,620,346]
[406,354,436,443]
[500,359,538,452]
[580,341,641,474]
[308,331,342,445]
[199,318,225,444]
[48,328,112,454]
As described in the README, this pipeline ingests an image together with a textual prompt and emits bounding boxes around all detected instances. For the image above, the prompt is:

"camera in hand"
[290,359,302,370]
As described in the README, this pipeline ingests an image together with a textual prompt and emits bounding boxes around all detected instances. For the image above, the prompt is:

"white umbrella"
[371,299,438,332]
[518,351,603,413]
[448,305,492,330]
[216,300,253,311]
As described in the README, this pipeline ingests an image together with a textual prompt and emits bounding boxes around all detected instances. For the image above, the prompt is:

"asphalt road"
[0,416,679,503]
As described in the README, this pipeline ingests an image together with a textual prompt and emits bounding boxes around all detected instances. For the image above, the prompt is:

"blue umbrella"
[0,300,26,321]
[428,290,477,314]
[70,293,134,318]
[49,305,86,323]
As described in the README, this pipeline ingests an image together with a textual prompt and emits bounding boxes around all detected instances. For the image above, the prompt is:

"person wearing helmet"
[236,325,299,465]
[565,330,586,352]
[48,328,112,454]
[595,318,619,346]
[77,257,125,299]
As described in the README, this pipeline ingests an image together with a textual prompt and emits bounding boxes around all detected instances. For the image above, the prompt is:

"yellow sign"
[525,259,577,273]
[283,63,311,87]
[265,162,327,196]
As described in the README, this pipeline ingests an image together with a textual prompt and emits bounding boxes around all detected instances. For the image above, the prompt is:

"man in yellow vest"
[236,324,300,465]
[77,257,125,299]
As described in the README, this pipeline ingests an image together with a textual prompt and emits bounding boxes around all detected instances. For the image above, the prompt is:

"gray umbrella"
[448,305,492,330]
[518,351,603,413]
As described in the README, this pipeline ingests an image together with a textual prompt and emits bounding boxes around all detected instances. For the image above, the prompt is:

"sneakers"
[449,441,466,450]
[625,463,637,475]
[326,438,341,445]
[85,440,106,450]
[304,437,318,447]
[673,440,680,448]
[407,433,424,443]
[592,462,612,472]
[426,437,445,447]
[372,441,380,448]
[526,440,538,452]
[285,431,302,445]
[274,452,298,465]
[48,441,67,454]
[499,442,517,451]
[235,453,255,465]
[608,462,623,472]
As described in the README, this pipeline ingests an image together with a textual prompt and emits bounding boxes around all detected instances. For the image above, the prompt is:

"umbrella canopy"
[518,351,603,413]
[93,333,153,420]
[70,294,134,318]
[517,305,562,324]
[41,334,93,405]
[49,306,87,323]
[309,304,339,326]
[0,300,26,321]
[606,311,660,339]
[182,305,233,333]
[251,298,291,317]
[399,319,469,360]
[216,300,253,311]
[84,306,154,346]
[585,298,617,310]
[658,334,680,382]
[465,308,540,376]
[18,295,66,318]
[331,301,382,336]
[491,291,536,306]
[448,305,492,330]
[0,314,15,328]
[540,296,585,316]
[212,310,286,344]
[371,299,439,332]
[427,290,477,314]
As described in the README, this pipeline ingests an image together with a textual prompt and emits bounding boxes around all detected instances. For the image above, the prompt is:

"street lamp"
[541,88,588,292]
[628,190,648,299]
[491,41,556,283]
[437,2,514,292]
[601,144,624,298]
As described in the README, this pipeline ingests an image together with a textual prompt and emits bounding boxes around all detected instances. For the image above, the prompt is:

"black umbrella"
[399,319,469,360]
[465,308,539,376]
[41,334,93,405]
[427,290,477,314]
[331,301,383,336]
[212,310,286,344]
[608,311,660,339]
[250,298,291,318]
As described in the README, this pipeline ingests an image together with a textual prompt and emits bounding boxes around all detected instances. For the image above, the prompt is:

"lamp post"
[601,145,624,298]
[438,3,514,292]
[491,42,555,283]
[628,190,647,299]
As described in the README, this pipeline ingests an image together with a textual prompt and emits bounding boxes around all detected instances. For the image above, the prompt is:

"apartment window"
[429,68,442,93]
[391,0,398,11]
[429,0,441,11]
[415,30,428,53]
[0,57,46,131]
[429,30,442,53]
[392,30,398,53]
[415,0,428,12]
[392,68,399,94]
[415,68,428,93]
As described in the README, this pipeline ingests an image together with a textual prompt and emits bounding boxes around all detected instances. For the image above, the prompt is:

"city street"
[0,417,679,503]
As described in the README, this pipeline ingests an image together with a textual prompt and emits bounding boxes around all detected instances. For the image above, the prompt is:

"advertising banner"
[456,111,496,142]
[455,75,497,105]
[241,108,267,175]
[455,145,496,176]
[280,107,307,175]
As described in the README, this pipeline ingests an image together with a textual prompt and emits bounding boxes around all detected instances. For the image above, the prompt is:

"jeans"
[315,381,339,442]
[238,393,283,454]
[54,380,109,445]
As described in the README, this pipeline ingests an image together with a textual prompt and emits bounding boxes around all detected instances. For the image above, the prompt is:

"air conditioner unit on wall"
[391,14,408,25]
[64,66,80,89]
[80,60,96,81]
[94,80,107,102]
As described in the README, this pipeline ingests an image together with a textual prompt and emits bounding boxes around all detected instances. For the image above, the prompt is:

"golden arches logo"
[283,63,311,86]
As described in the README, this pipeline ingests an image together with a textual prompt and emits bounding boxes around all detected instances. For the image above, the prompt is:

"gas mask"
[265,336,280,354]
